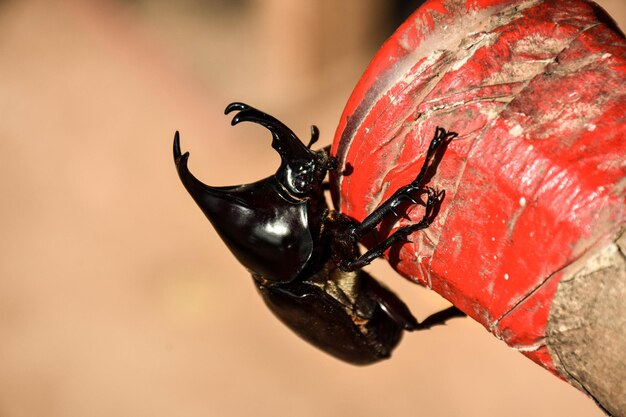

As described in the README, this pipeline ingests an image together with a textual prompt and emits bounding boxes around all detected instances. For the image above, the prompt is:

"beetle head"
[173,103,335,283]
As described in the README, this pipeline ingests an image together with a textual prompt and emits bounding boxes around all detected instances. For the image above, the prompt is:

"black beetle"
[173,102,462,365]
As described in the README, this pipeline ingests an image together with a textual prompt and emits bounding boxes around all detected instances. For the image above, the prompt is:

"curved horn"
[172,130,314,282]
[225,102,313,163]
[173,131,247,217]
[173,131,213,204]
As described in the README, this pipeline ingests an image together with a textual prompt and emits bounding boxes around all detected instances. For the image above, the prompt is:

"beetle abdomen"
[255,277,404,365]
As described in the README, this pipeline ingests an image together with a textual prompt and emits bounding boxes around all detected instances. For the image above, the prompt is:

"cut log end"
[547,230,626,417]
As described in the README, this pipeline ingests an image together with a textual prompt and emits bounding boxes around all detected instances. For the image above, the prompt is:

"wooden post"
[331,1,626,415]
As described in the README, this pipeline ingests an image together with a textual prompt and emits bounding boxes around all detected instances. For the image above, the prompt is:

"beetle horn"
[225,102,315,164]
[173,131,257,270]
[173,130,314,283]
[173,130,209,200]
[173,131,244,216]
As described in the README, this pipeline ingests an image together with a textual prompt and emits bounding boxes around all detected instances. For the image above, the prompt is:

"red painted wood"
[331,0,626,373]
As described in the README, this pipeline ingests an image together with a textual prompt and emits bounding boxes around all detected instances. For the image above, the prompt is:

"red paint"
[331,0,626,373]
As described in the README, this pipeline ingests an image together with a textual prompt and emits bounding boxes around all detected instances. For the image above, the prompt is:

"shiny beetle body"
[173,102,461,365]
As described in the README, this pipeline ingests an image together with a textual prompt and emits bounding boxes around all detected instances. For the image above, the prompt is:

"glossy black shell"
[256,272,405,364]
[176,153,321,282]
[172,102,452,365]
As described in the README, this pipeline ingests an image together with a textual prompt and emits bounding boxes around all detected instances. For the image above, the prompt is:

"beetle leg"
[339,187,443,271]
[413,305,466,330]
[360,271,419,330]
[351,127,457,240]
[362,271,465,331]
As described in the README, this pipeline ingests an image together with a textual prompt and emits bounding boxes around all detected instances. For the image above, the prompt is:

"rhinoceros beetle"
[173,102,462,365]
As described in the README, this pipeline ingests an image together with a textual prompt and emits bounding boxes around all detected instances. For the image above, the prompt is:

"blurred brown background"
[0,1,623,416]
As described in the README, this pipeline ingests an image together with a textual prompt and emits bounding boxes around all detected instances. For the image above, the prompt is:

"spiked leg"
[352,127,457,240]
[339,187,443,271]
[337,127,457,272]
[413,306,466,330]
